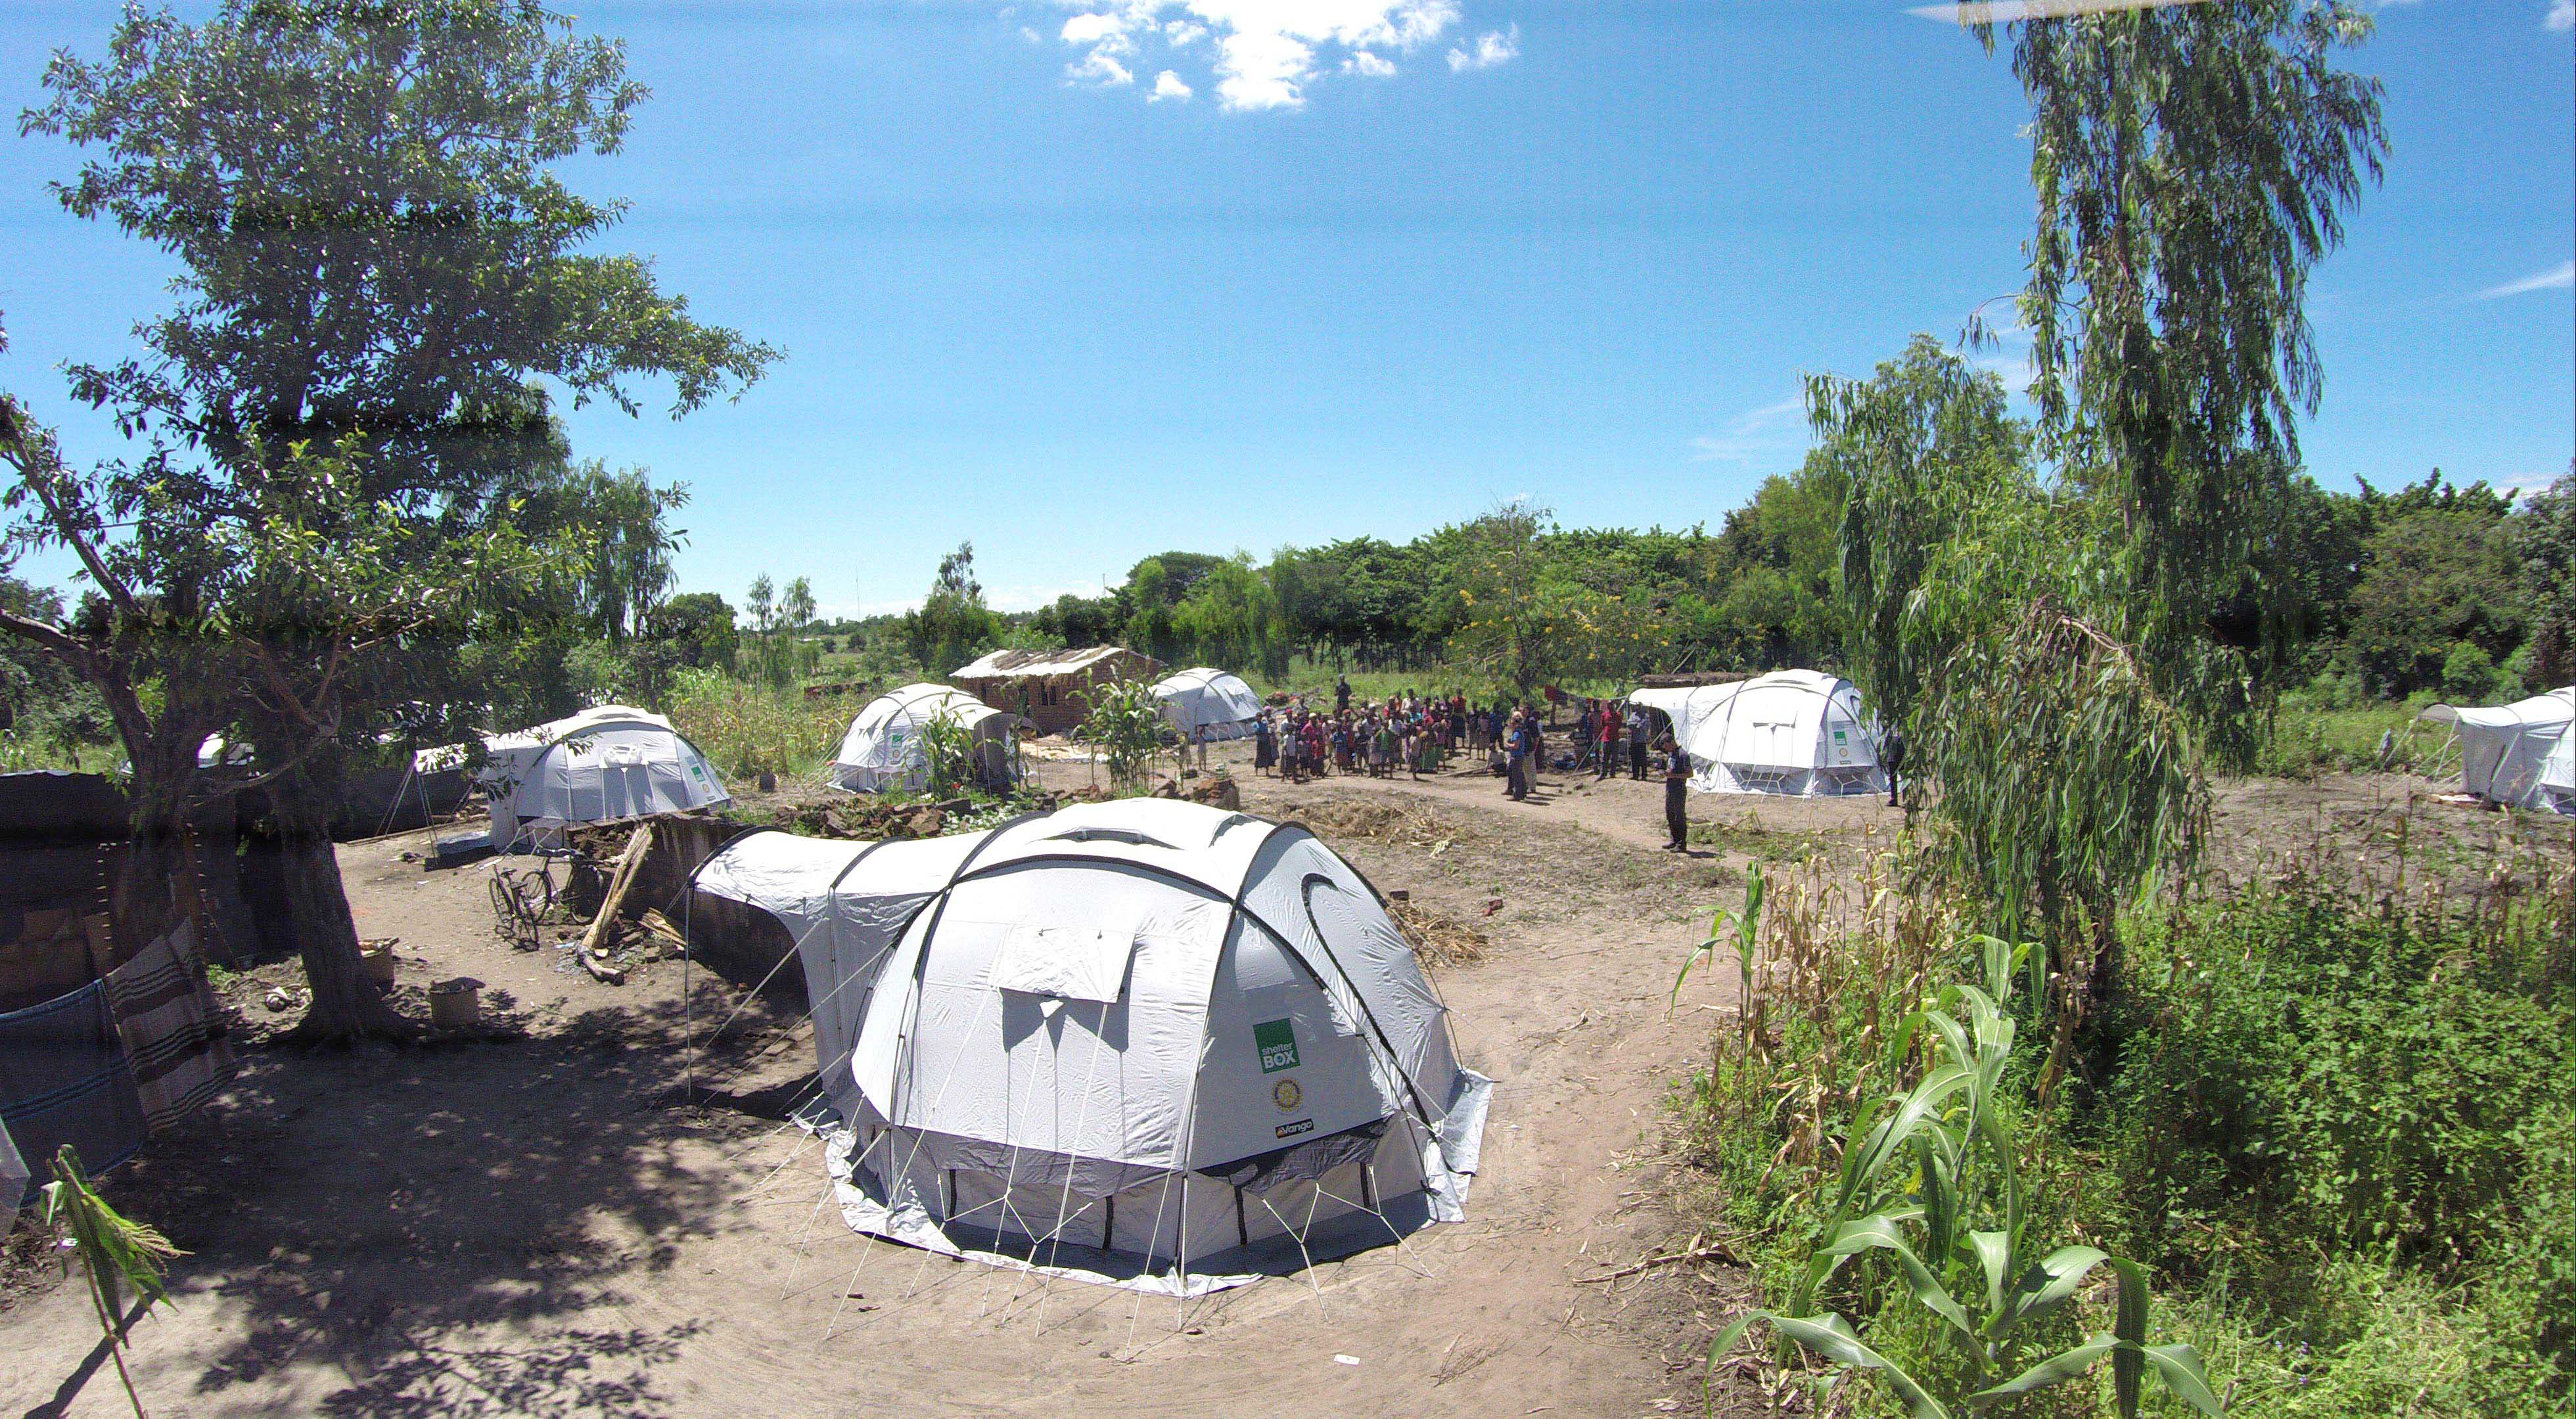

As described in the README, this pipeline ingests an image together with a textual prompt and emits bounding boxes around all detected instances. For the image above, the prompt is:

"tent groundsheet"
[2422,687,2575,815]
[829,683,1024,794]
[1151,667,1264,742]
[691,798,1492,1295]
[1630,670,1885,797]
[476,706,730,851]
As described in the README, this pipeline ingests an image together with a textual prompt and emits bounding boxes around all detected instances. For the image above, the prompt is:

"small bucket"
[428,978,482,1032]
[360,939,399,986]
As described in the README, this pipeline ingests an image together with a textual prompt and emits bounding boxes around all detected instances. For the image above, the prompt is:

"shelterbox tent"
[2420,687,2575,815]
[689,797,1493,1295]
[478,706,729,851]
[1151,667,1264,742]
[830,683,1025,794]
[1629,669,1886,797]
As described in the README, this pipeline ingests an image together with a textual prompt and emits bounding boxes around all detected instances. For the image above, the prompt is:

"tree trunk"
[106,727,202,960]
[279,820,413,1042]
[268,749,415,1043]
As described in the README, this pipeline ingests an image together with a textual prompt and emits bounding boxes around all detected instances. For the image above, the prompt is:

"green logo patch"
[1254,1018,1300,1073]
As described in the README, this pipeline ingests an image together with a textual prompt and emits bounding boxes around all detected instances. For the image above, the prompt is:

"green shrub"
[1677,844,2576,1416]
[2097,882,2571,1284]
[2084,865,2575,1409]
[2441,642,2497,704]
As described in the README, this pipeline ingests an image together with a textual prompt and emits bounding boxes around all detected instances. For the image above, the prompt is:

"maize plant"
[1674,861,1766,1053]
[1077,678,1171,794]
[1707,935,2220,1418]
[41,1145,183,1419]
[911,708,978,798]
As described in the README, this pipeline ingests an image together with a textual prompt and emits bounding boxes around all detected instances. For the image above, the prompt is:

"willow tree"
[12,0,775,1039]
[1829,1,2385,1066]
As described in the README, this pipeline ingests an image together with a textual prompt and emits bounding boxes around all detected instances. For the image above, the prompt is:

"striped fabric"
[104,920,237,1133]
[0,980,145,1190]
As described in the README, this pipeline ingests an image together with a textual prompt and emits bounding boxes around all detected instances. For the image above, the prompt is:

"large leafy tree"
[7,0,775,1038]
[2518,467,2576,687]
[1171,552,1289,680]
[905,543,996,675]
[1832,1,2385,1073]
[2337,502,2525,696]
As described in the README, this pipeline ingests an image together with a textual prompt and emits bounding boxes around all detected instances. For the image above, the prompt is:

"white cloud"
[1067,47,1136,85]
[1020,24,1045,42]
[1150,68,1195,100]
[2475,259,2575,300]
[1061,11,1135,47]
[2548,0,2573,32]
[1042,2,1485,112]
[1446,22,1517,72]
[1691,397,1810,464]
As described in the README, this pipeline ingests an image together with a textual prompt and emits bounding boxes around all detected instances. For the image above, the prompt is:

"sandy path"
[3,746,1779,1419]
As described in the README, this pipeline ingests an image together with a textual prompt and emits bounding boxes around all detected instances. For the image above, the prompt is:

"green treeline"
[787,397,2571,708]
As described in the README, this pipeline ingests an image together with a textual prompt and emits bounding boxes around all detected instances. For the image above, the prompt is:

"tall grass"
[664,667,856,782]
[2253,694,2444,778]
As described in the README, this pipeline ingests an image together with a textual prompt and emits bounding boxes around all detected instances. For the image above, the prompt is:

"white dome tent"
[689,798,1493,1296]
[478,705,729,851]
[2545,718,2576,816]
[830,683,1026,794]
[1630,670,1886,797]
[1150,667,1264,742]
[2420,687,2575,815]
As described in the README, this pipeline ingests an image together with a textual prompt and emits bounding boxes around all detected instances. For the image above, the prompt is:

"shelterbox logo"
[1254,1018,1299,1073]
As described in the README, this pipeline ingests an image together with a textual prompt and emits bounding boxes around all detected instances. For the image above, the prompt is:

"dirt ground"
[3,742,2552,1419]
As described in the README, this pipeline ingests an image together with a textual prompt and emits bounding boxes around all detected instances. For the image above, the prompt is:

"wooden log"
[577,824,654,982]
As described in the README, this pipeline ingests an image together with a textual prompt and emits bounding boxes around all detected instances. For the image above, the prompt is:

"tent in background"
[2420,687,2575,815]
[478,705,729,850]
[2542,716,2575,815]
[689,797,1492,1295]
[831,683,1024,794]
[1151,667,1264,742]
[1630,669,1886,797]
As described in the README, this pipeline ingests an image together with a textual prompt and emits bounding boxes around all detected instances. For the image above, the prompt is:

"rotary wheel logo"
[1272,1078,1302,1112]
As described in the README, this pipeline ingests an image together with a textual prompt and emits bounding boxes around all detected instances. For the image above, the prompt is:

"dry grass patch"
[1390,899,1490,968]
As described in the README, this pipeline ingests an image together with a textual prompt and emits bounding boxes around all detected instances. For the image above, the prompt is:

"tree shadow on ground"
[87,980,806,1419]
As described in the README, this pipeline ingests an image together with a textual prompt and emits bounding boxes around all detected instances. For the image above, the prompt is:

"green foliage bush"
[2086,873,2574,1412]
[2098,884,2569,1274]
[1680,852,2576,1416]
[2439,641,2497,704]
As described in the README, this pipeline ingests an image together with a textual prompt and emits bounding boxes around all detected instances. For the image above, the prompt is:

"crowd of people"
[1247,677,1683,819]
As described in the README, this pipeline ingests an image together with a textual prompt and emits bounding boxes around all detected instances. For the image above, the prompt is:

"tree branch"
[0,604,101,675]
[0,427,143,621]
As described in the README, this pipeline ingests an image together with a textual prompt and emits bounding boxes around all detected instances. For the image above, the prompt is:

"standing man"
[1660,729,1691,850]
[1627,703,1651,780]
[1881,721,1908,809]
[1335,674,1352,715]
[1505,710,1530,800]
[1595,700,1620,780]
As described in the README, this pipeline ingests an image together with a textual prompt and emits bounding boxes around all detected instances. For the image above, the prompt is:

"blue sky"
[1,1,2569,618]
